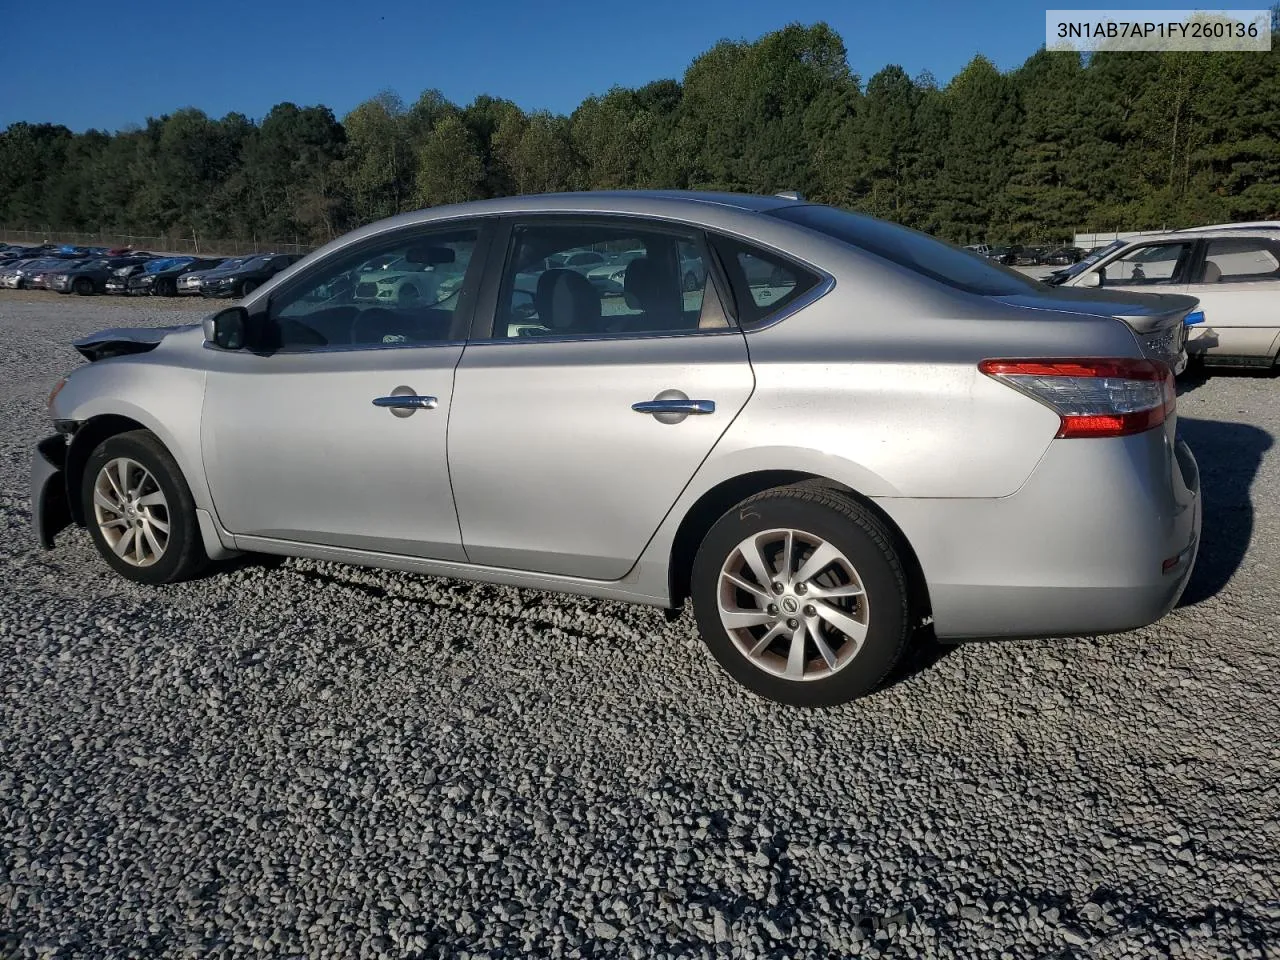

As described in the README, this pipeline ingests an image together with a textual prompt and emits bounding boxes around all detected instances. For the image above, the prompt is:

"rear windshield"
[770,204,1039,296]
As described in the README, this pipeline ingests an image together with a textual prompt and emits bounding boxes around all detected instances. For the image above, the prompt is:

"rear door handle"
[373,395,437,409]
[631,399,716,415]
[373,391,438,418]
[632,391,716,425]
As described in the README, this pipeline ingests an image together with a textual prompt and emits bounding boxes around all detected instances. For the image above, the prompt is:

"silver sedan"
[32,191,1201,706]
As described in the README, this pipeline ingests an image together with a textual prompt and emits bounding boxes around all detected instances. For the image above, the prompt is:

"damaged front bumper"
[31,434,72,548]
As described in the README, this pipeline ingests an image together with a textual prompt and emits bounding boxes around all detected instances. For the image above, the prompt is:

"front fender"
[53,357,212,513]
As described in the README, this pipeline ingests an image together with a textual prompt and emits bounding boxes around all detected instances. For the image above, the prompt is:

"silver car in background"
[32,192,1201,706]
[1049,226,1280,368]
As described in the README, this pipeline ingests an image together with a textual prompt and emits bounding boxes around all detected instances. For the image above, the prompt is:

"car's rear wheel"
[691,484,912,707]
[156,278,175,297]
[239,280,258,297]
[81,430,208,585]
[73,277,94,296]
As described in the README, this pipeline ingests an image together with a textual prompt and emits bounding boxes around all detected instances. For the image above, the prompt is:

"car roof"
[303,190,809,259]
[1116,226,1280,244]
[1175,221,1280,233]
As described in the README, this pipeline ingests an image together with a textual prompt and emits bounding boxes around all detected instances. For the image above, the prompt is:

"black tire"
[239,279,258,297]
[81,430,208,586]
[73,277,94,296]
[156,278,176,297]
[691,484,912,707]
[683,270,699,292]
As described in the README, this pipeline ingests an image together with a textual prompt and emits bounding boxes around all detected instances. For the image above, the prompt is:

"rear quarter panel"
[724,253,1147,499]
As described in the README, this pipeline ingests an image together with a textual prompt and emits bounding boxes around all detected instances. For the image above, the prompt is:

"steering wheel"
[349,307,404,345]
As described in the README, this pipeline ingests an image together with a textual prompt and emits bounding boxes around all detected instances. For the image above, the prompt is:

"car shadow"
[879,624,956,692]
[1177,415,1273,607]
[1177,362,1280,396]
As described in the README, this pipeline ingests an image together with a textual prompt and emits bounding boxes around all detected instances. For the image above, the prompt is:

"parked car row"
[0,243,301,299]
[965,243,1088,266]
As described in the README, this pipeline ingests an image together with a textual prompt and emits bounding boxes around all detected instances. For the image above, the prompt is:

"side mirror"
[1082,269,1103,288]
[203,306,248,350]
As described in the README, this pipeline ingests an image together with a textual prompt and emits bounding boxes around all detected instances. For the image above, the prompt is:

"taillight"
[978,358,1175,439]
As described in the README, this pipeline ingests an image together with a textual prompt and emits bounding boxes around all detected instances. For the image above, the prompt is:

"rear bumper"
[877,428,1201,640]
[31,434,72,549]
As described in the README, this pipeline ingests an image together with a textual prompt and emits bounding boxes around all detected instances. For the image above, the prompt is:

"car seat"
[534,268,602,335]
[621,257,685,332]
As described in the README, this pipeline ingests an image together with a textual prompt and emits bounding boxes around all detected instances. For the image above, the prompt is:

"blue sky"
[4,0,1178,132]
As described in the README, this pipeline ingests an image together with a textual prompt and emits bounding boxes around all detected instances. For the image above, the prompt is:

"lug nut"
[767,604,778,615]
[771,581,785,594]
[795,583,807,595]
[787,618,799,629]
[804,605,816,616]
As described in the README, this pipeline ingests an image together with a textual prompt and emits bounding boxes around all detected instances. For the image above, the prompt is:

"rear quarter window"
[708,234,822,327]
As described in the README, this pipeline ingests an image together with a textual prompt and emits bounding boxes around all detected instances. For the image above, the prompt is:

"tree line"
[2,22,1278,247]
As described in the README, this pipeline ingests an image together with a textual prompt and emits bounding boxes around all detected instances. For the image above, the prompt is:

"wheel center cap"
[781,597,799,614]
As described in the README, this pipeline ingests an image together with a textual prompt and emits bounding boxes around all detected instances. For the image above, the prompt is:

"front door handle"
[373,388,438,419]
[632,390,715,425]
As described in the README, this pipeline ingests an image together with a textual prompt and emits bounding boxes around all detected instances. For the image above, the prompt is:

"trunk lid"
[994,287,1198,372]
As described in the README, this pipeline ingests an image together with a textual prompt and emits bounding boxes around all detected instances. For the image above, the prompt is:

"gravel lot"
[2,292,1278,959]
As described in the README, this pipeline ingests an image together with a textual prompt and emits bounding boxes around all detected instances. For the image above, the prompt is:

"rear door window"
[493,219,731,339]
[1196,237,1280,283]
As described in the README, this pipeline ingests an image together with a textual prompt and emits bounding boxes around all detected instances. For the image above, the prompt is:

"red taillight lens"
[979,358,1175,439]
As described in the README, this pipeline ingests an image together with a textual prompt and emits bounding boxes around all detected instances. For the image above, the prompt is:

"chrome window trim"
[201,339,467,357]
[464,327,746,348]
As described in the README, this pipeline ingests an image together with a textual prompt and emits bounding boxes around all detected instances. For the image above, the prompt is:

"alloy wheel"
[717,528,870,681]
[92,457,170,567]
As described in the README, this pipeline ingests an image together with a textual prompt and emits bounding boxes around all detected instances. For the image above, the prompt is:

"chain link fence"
[0,227,315,258]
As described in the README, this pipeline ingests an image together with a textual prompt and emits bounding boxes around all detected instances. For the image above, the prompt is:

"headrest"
[623,257,670,311]
[535,268,600,330]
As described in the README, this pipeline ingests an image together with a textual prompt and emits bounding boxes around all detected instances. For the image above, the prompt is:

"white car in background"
[1048,227,1280,368]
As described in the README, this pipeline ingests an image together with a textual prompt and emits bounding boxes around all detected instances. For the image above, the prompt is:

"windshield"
[771,204,1039,296]
[146,257,193,273]
[1055,239,1125,281]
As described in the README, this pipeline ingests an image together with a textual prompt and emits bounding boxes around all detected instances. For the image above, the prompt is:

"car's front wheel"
[691,484,912,707]
[81,430,208,585]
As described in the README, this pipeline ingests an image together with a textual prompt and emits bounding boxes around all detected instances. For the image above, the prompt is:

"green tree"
[414,114,484,207]
[342,91,414,224]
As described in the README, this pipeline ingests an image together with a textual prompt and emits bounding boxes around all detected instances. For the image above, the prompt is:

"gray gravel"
[2,292,1279,959]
